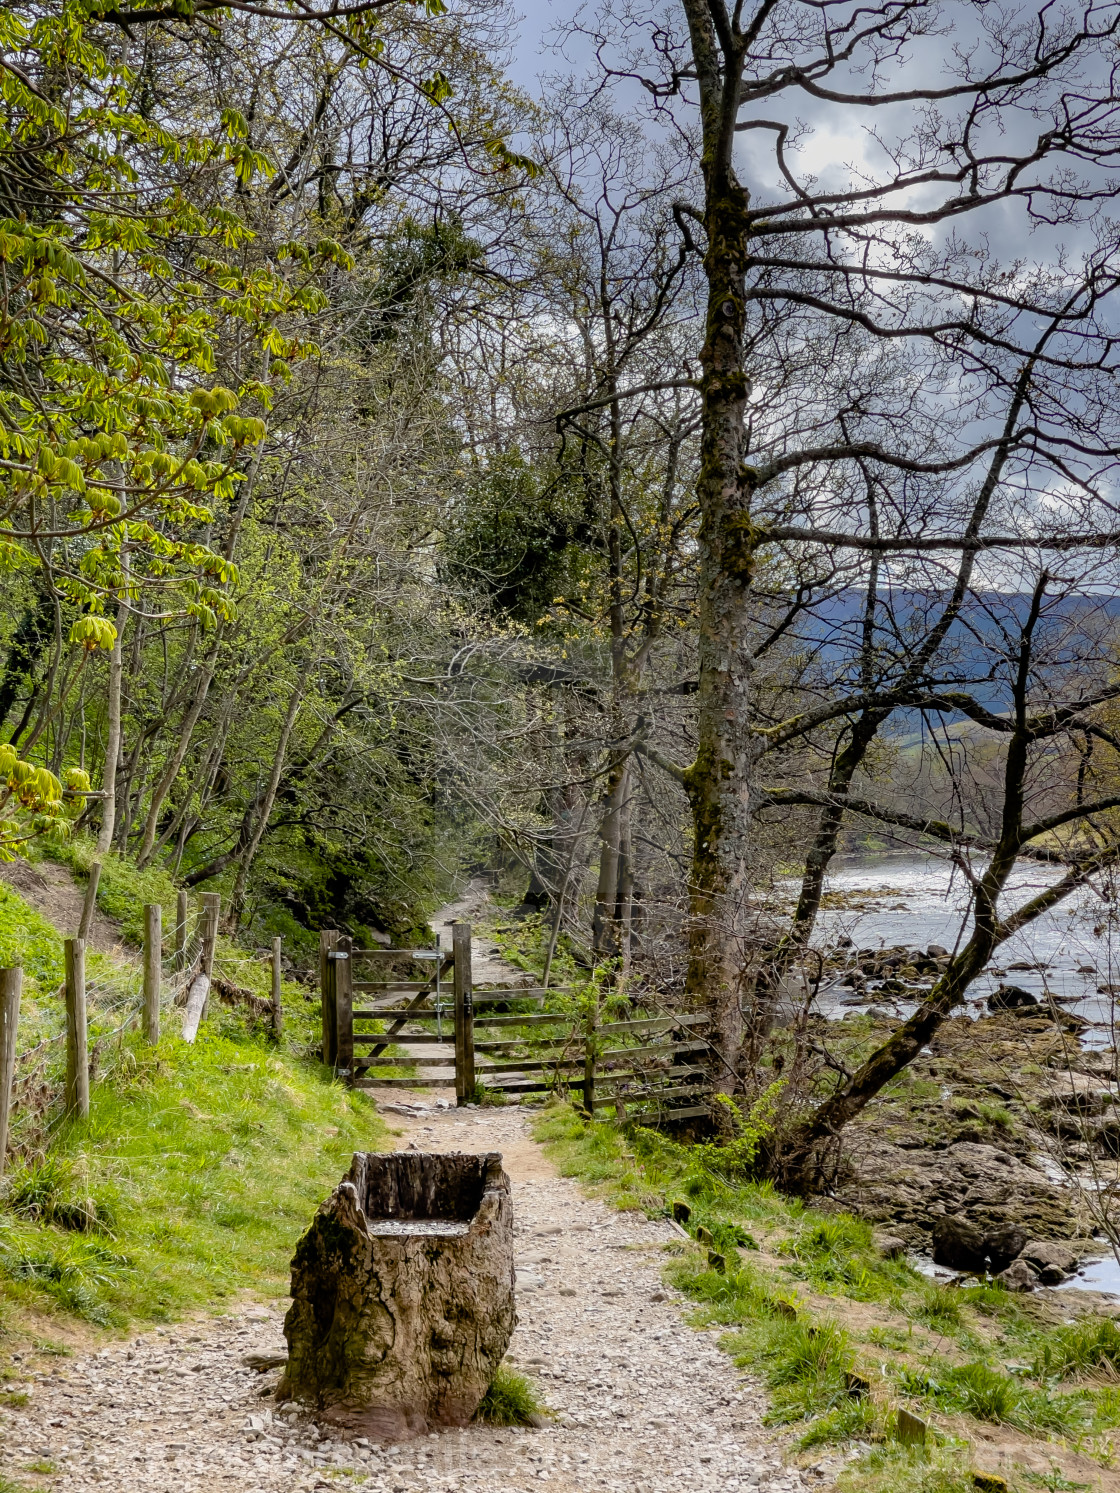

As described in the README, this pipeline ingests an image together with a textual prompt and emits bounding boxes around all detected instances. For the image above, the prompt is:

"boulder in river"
[932,1215,987,1271]
[1019,1239,1078,1284]
[995,1257,1039,1292]
[985,1223,1028,1273]
[988,985,1038,1012]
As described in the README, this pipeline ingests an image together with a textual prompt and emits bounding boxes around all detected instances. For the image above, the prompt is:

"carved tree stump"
[278,1151,516,1440]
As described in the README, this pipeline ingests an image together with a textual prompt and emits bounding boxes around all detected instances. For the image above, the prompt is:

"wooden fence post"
[319,929,339,1066]
[198,892,220,1018]
[583,990,598,1117]
[77,858,101,942]
[0,967,21,1176]
[271,936,283,1037]
[334,934,353,1073]
[175,888,189,971]
[453,921,475,1106]
[143,903,161,1045]
[64,938,89,1119]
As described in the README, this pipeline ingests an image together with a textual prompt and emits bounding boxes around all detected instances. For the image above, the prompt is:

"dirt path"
[1,894,809,1493]
[391,879,539,1086]
[0,1098,808,1493]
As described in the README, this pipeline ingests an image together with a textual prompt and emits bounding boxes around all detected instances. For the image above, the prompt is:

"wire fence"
[0,900,280,1164]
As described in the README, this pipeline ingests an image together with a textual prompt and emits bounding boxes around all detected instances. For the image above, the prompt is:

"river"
[811,852,1118,1048]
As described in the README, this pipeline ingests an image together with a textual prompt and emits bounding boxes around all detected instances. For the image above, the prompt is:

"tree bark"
[279,1151,516,1441]
[678,0,755,1078]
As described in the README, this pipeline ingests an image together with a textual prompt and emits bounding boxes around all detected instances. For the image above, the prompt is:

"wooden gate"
[319,922,714,1123]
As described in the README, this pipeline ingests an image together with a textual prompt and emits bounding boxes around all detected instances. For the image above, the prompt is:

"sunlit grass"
[0,1010,385,1324]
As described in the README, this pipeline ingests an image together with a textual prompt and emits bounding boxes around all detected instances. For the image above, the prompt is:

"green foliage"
[797,1395,878,1448]
[728,1314,856,1425]
[443,451,595,625]
[475,1364,548,1425]
[530,1098,1118,1483]
[1022,1472,1092,1491]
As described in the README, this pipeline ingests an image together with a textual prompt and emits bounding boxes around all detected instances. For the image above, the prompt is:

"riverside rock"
[988,985,1037,1012]
[985,1223,1028,1273]
[995,1258,1039,1292]
[931,1215,987,1271]
[836,1138,1078,1244]
[279,1150,516,1441]
[1020,1239,1079,1284]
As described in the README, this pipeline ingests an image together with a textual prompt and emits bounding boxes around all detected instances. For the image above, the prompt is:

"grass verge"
[533,1101,1120,1492]
[0,1007,385,1333]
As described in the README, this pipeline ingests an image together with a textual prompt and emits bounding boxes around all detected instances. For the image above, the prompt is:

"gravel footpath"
[1,1100,811,1493]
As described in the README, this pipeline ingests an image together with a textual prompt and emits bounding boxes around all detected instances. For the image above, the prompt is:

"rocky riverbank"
[807,938,1119,1292]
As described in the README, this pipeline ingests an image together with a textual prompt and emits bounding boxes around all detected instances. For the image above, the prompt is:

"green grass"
[899,1359,1091,1437]
[475,1364,548,1425]
[531,1098,1120,1486]
[0,1007,385,1325]
[1033,1316,1120,1381]
[0,845,391,1333]
[49,836,178,946]
[1022,1472,1092,1491]
[908,1282,966,1333]
[835,1444,990,1493]
[778,1213,913,1301]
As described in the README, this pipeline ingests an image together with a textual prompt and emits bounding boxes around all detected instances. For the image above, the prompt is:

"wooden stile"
[321,922,713,1125]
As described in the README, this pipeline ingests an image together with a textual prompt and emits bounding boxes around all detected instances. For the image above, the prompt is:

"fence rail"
[318,921,715,1125]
